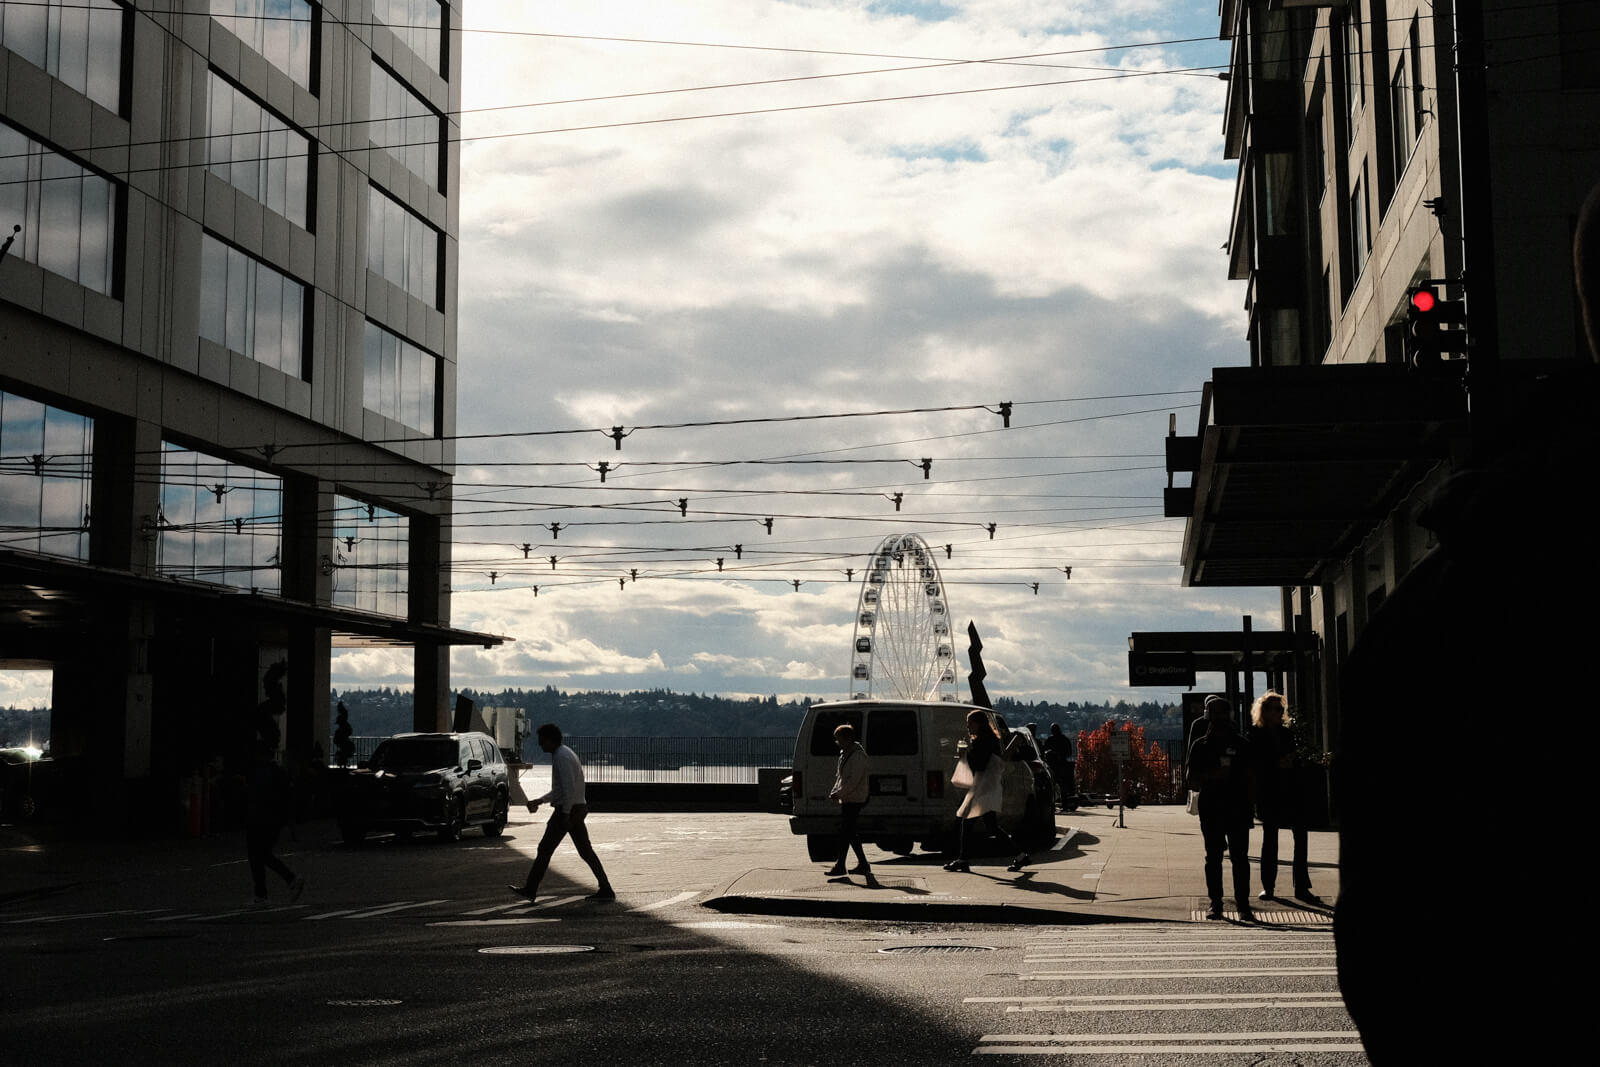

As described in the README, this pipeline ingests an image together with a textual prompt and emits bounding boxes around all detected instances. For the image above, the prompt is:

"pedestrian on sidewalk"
[244,743,304,907]
[1248,691,1321,905]
[946,710,1029,873]
[824,723,871,877]
[1185,695,1254,921]
[1041,724,1074,810]
[508,724,615,903]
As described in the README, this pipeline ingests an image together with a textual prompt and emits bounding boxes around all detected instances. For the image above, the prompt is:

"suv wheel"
[482,796,508,838]
[437,797,464,842]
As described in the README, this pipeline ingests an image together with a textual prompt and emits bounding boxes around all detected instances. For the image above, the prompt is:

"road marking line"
[304,904,408,921]
[151,913,207,922]
[1051,828,1079,852]
[345,899,448,919]
[982,1030,1361,1042]
[968,992,1345,1004]
[976,1041,1366,1055]
[10,909,168,924]
[1019,967,1338,980]
[1004,1000,1350,1013]
[632,891,699,912]
[1026,951,1337,961]
[462,902,530,916]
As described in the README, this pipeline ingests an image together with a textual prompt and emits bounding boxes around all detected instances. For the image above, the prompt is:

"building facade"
[0,1,493,824]
[1165,0,1600,749]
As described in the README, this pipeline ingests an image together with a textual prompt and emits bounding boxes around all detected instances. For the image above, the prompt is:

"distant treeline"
[329,687,1183,740]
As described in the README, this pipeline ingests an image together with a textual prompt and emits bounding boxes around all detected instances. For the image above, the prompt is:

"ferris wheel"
[849,533,958,701]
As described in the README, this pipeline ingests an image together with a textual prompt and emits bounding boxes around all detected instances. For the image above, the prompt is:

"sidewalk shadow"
[828,872,930,896]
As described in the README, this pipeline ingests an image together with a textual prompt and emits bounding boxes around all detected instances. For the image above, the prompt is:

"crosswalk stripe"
[632,891,698,912]
[984,1031,1363,1042]
[976,1041,1367,1055]
[304,904,402,921]
[1003,1000,1350,1013]
[344,899,448,918]
[1026,951,1337,961]
[968,992,1345,1004]
[1019,967,1338,980]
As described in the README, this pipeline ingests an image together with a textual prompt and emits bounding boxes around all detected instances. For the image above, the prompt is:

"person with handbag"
[1248,691,1320,904]
[945,710,1029,873]
[824,723,871,877]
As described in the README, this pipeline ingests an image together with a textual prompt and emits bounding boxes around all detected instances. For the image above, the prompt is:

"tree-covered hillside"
[329,687,1182,740]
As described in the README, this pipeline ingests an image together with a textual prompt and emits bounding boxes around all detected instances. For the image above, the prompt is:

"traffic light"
[1405,285,1467,368]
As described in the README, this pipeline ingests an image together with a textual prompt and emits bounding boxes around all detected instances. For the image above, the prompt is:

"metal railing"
[334,735,793,784]
[564,736,792,784]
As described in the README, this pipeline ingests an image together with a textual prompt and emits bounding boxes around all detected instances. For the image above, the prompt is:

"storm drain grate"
[878,944,996,955]
[1190,908,1333,925]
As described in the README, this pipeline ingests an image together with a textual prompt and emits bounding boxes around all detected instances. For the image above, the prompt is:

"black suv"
[338,732,511,845]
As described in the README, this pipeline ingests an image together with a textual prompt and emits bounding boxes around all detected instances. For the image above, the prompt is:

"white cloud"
[416,1,1280,707]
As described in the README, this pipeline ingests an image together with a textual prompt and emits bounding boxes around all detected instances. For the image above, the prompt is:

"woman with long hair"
[1248,692,1320,904]
[945,710,1028,873]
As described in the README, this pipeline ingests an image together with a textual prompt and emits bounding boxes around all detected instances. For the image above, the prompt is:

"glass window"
[1344,4,1365,132]
[372,0,444,75]
[331,494,408,618]
[210,0,316,90]
[1390,57,1414,181]
[809,709,864,756]
[362,321,439,435]
[0,120,118,294]
[369,60,443,190]
[207,71,312,228]
[0,0,126,113]
[367,184,441,308]
[0,391,94,560]
[157,443,282,594]
[198,232,307,378]
[1349,165,1370,282]
[865,707,919,756]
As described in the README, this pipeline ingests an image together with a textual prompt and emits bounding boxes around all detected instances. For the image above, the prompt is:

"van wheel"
[805,835,837,862]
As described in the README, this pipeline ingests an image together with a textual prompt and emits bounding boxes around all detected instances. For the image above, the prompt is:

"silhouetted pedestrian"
[244,744,303,907]
[508,724,614,903]
[946,710,1028,873]
[1248,692,1319,904]
[824,723,870,877]
[1185,696,1253,921]
[1041,724,1073,809]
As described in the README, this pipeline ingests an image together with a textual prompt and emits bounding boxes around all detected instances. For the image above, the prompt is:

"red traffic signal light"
[1405,286,1467,369]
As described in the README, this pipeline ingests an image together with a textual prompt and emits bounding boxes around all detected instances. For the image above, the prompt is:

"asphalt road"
[0,811,1368,1065]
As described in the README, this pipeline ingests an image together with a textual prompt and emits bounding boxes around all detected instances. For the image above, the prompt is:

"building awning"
[0,549,507,668]
[1128,627,1318,687]
[1164,364,1468,587]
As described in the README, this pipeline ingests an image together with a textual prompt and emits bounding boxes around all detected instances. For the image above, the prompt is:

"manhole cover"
[327,999,403,1007]
[878,944,996,954]
[674,921,780,930]
[478,945,595,955]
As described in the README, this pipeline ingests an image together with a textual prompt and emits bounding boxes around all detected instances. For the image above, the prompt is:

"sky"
[5,1,1281,712]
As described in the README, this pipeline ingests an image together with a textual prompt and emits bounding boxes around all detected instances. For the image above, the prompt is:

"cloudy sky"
[2,1,1279,712]
[353,0,1277,708]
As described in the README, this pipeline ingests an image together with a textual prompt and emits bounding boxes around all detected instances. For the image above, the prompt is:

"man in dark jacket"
[1185,695,1253,921]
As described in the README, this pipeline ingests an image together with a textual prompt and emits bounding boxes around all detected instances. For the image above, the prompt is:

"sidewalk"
[705,802,1339,926]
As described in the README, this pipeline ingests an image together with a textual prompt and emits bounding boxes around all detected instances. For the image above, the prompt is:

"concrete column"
[414,641,449,732]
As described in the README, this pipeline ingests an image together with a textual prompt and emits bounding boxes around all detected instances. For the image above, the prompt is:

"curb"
[702,892,1163,926]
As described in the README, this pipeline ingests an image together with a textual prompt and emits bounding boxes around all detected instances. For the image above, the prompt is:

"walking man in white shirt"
[508,723,615,902]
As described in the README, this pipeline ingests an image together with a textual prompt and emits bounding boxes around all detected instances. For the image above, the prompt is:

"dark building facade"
[1,1,497,826]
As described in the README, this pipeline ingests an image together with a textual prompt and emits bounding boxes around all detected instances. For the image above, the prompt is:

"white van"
[787,699,1055,860]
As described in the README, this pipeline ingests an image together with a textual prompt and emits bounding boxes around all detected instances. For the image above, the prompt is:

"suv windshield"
[370,738,460,771]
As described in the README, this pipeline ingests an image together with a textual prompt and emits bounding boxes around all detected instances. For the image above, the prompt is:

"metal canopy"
[1165,364,1468,588]
[0,549,507,668]
[1128,628,1316,674]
